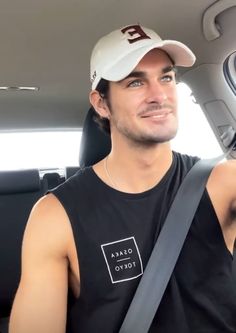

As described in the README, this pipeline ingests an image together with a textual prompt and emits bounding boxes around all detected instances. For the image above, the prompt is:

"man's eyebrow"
[124,71,146,80]
[123,66,178,80]
[162,65,177,74]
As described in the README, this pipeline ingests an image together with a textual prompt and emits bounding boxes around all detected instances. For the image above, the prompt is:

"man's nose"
[145,82,167,104]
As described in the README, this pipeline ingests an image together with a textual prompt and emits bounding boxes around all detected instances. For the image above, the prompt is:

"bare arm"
[207,159,236,253]
[9,194,72,333]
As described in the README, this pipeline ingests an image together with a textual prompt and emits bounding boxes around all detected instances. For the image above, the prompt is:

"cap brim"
[102,40,196,83]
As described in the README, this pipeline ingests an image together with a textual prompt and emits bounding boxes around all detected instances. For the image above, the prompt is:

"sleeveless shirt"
[51,152,236,333]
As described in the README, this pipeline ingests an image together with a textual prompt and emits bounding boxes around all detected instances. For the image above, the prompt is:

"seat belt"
[119,132,236,333]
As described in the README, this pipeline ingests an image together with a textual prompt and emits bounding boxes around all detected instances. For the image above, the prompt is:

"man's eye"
[161,75,174,82]
[127,80,143,87]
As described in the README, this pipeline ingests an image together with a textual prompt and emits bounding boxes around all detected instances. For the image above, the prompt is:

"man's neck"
[93,142,173,193]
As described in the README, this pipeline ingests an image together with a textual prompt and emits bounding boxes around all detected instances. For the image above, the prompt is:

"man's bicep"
[9,195,70,333]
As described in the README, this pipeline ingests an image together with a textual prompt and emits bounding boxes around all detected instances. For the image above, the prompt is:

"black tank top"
[52,152,236,333]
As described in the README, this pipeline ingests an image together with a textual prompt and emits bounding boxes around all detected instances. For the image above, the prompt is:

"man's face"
[106,48,179,146]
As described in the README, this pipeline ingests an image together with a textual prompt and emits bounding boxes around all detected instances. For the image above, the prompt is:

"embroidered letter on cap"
[121,24,151,44]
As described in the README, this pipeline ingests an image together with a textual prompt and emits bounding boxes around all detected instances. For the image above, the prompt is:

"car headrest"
[0,169,40,194]
[79,107,111,167]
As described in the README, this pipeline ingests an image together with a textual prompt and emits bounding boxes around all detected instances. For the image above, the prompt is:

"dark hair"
[92,79,111,135]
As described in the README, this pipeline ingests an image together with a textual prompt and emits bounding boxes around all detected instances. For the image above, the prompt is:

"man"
[10,24,236,332]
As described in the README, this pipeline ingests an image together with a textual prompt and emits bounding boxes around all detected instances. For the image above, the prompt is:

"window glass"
[171,83,222,158]
[0,131,81,170]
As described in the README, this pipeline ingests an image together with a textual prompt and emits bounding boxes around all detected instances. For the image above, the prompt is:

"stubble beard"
[110,114,178,148]
[108,101,178,148]
[119,125,178,148]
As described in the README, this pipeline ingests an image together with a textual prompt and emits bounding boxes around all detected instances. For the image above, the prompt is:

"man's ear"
[89,90,110,119]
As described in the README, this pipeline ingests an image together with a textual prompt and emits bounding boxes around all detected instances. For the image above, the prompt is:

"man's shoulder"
[23,193,72,259]
[51,166,92,196]
[29,193,70,231]
[173,151,200,173]
[210,159,236,184]
[61,166,92,186]
[207,159,236,213]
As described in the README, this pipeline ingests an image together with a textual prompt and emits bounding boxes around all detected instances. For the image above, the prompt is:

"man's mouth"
[139,104,173,119]
[140,110,172,119]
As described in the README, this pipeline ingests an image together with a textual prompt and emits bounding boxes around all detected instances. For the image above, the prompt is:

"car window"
[172,83,222,158]
[0,131,81,170]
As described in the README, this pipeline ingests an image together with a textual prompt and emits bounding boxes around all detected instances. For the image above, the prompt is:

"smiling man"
[10,24,236,333]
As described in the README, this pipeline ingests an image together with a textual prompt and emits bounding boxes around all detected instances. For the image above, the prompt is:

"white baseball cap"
[90,24,196,90]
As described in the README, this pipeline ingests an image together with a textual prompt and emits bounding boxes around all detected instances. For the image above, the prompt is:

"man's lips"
[138,104,173,119]
[140,110,172,118]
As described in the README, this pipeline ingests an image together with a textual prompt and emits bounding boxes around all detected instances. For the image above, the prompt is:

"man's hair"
[92,79,111,135]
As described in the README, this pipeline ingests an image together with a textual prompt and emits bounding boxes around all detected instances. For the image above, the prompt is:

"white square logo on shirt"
[101,237,143,284]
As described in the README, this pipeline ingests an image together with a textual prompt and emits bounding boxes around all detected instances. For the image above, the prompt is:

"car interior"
[0,0,236,332]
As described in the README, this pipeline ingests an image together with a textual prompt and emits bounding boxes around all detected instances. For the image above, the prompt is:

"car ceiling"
[0,0,235,130]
